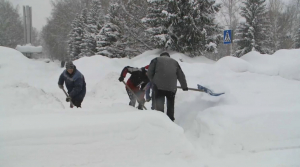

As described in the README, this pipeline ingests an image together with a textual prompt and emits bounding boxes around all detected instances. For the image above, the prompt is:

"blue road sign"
[224,30,232,44]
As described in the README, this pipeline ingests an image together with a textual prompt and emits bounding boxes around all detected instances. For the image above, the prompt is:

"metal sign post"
[224,30,233,56]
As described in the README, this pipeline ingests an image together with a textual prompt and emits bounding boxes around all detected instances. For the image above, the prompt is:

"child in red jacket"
[118,65,149,110]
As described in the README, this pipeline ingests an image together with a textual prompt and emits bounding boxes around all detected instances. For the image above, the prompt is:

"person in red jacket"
[119,65,149,110]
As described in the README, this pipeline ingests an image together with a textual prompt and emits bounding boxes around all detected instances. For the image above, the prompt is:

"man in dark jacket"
[147,52,188,121]
[58,62,86,108]
[119,65,149,110]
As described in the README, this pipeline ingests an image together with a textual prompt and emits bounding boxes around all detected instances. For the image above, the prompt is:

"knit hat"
[145,65,149,71]
[160,52,170,57]
[66,61,75,69]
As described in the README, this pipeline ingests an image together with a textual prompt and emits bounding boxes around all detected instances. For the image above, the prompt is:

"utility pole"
[23,6,32,57]
[23,6,32,44]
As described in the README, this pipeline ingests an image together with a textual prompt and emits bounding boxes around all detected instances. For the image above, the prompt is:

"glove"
[58,84,63,89]
[182,87,188,91]
[118,76,124,82]
[66,97,71,102]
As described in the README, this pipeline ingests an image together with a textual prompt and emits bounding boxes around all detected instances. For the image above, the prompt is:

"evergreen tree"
[143,0,222,56]
[235,0,272,57]
[86,0,104,34]
[82,33,97,56]
[142,0,169,48]
[96,3,126,58]
[68,9,87,60]
[171,0,222,56]
[81,0,104,57]
[68,14,80,60]
[78,8,89,57]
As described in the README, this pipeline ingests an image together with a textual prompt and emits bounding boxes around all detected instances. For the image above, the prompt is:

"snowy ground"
[0,46,300,167]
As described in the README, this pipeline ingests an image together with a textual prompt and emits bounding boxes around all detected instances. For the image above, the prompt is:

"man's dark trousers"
[153,85,176,121]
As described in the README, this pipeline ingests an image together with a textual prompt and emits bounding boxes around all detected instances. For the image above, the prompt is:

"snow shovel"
[62,87,74,108]
[122,81,147,110]
[177,84,225,96]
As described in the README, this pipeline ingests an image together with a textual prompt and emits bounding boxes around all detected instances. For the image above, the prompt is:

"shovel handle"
[62,87,74,107]
[176,86,205,92]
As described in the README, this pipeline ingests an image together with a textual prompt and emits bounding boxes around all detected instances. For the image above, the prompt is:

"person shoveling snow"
[58,61,86,108]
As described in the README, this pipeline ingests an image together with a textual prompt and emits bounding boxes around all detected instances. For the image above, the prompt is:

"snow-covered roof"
[15,44,43,53]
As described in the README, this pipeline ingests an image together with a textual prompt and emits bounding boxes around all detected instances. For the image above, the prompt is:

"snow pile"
[1,46,300,167]
[214,49,300,81]
[241,50,300,80]
[15,44,43,53]
[215,56,250,72]
[1,111,194,167]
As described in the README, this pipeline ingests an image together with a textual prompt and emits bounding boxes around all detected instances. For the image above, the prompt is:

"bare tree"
[277,0,300,49]
[41,0,84,61]
[220,0,240,30]
[268,0,284,51]
[219,0,240,56]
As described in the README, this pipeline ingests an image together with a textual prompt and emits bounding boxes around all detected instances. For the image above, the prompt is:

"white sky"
[10,0,52,31]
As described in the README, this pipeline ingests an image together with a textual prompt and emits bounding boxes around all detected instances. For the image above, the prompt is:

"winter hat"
[145,65,149,71]
[66,61,75,69]
[160,52,170,57]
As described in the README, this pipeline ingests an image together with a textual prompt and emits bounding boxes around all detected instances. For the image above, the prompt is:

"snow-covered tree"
[68,8,87,60]
[172,0,222,56]
[235,0,272,57]
[96,3,126,58]
[143,0,222,56]
[142,0,169,48]
[80,0,104,57]
[86,0,104,34]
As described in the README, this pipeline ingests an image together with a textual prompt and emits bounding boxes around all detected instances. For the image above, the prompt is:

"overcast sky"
[10,0,52,31]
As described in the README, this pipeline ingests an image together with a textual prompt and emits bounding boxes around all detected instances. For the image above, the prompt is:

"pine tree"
[95,3,126,58]
[68,14,81,60]
[171,0,222,56]
[86,0,104,34]
[82,0,104,57]
[235,0,272,57]
[78,8,89,58]
[295,26,300,48]
[68,9,87,60]
[143,0,222,56]
[142,0,170,48]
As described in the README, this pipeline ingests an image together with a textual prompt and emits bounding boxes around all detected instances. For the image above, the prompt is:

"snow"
[15,44,43,53]
[1,46,300,167]
[215,56,250,72]
[241,50,300,80]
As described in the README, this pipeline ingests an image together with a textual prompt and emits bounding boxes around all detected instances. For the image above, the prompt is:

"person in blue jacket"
[58,61,86,108]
